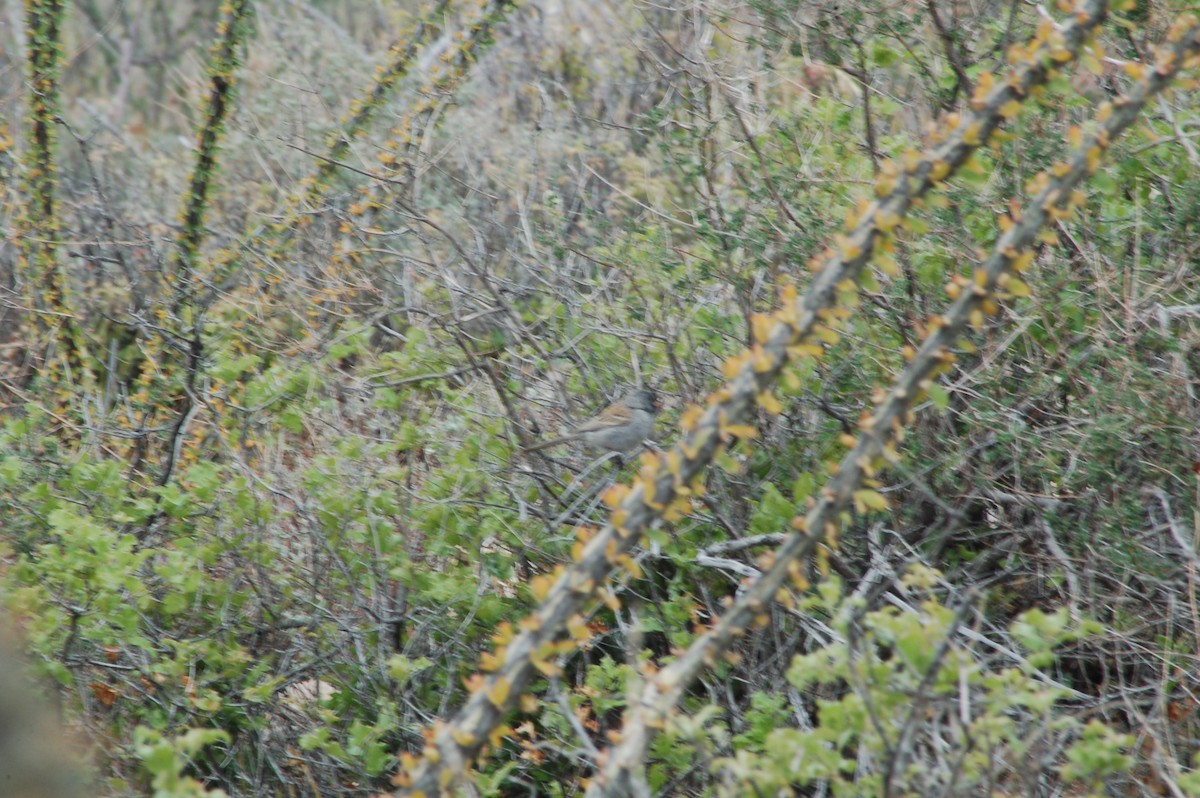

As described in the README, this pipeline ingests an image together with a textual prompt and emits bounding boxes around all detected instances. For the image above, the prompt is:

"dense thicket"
[2,1,1200,796]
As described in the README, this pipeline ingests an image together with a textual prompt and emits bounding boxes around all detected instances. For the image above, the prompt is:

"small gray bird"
[525,389,660,454]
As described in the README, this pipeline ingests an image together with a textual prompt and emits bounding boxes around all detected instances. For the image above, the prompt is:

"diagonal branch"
[392,2,1114,794]
[338,0,518,224]
[204,0,458,292]
[587,16,1200,795]
[207,0,519,341]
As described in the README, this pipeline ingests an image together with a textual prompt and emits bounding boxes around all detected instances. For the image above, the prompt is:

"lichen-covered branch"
[392,2,1112,794]
[318,0,518,297]
[588,16,1200,795]
[18,0,65,299]
[107,0,253,487]
[210,0,515,314]
[173,0,254,285]
[220,0,454,281]
[298,0,454,211]
[16,0,80,381]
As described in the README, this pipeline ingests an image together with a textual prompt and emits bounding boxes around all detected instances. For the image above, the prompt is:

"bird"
[524,389,661,454]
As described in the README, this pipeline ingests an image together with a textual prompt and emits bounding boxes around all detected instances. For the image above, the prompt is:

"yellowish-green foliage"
[2,1,1200,797]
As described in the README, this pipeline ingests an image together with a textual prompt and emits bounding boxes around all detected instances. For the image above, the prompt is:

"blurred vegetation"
[2,0,1200,796]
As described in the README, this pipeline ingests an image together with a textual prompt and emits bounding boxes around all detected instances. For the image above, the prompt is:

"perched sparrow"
[525,389,661,454]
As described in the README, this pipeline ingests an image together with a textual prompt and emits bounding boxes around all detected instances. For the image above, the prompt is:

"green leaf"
[792,472,815,504]
[928,382,949,410]
[750,483,796,535]
[386,654,433,685]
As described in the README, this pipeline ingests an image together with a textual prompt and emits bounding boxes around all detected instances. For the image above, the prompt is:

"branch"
[173,0,254,281]
[17,0,92,386]
[588,15,1200,795]
[392,2,1116,794]
[204,0,462,291]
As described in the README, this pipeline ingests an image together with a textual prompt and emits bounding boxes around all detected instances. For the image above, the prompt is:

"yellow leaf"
[568,615,591,642]
[971,71,995,109]
[1006,278,1032,297]
[714,448,742,473]
[642,478,661,511]
[1122,62,1146,80]
[663,496,690,523]
[724,423,758,440]
[678,404,703,431]
[836,235,863,260]
[602,485,629,508]
[619,553,644,579]
[877,211,901,232]
[488,678,510,708]
[722,351,749,378]
[491,623,514,646]
[490,724,514,747]
[532,658,561,677]
[1012,251,1035,272]
[816,547,830,577]
[815,326,841,345]
[788,342,825,359]
[752,345,775,373]
[520,615,542,632]
[750,313,773,344]
[757,391,783,415]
